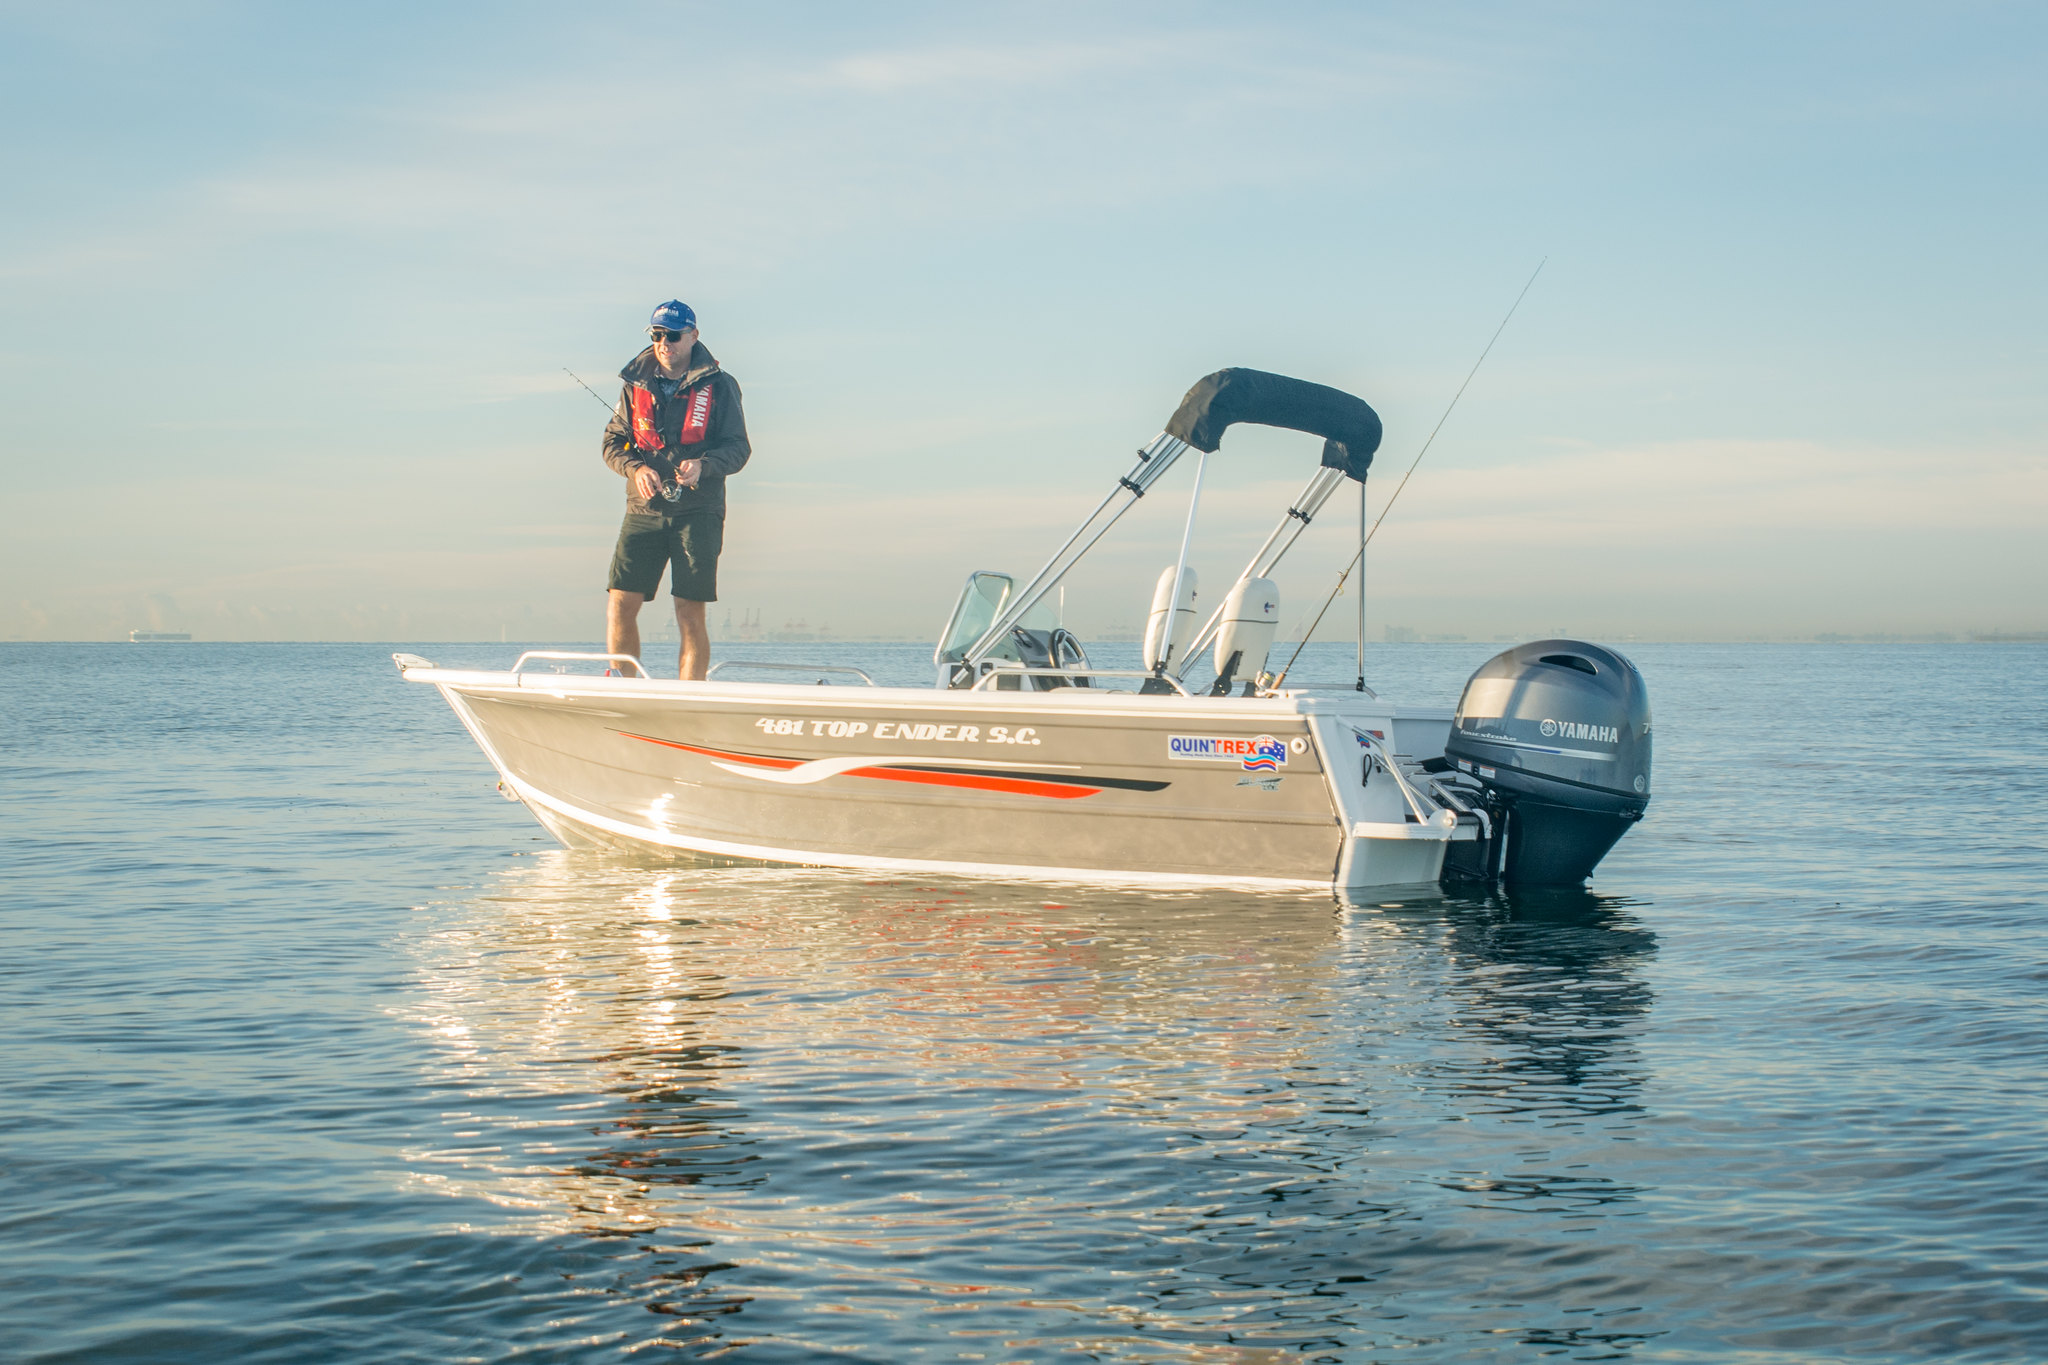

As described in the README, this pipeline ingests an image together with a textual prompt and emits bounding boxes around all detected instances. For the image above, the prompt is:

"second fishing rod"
[1269,258,1547,691]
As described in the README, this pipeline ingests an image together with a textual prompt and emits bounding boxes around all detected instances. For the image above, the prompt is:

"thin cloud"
[2,20,1484,293]
[814,39,1171,94]
[1388,440,2048,542]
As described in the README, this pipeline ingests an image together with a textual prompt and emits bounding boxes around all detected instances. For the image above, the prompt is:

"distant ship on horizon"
[129,630,192,642]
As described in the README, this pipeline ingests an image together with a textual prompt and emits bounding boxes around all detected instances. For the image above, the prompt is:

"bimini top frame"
[958,368,1383,678]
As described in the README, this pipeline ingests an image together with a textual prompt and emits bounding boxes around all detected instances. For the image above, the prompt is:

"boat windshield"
[935,571,1013,666]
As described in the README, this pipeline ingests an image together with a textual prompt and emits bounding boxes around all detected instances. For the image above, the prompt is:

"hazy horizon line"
[11,634,2045,647]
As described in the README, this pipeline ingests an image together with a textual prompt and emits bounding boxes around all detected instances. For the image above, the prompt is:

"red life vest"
[629,387,662,451]
[629,380,716,451]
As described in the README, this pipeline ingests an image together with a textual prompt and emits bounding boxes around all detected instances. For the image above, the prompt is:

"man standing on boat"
[601,300,750,680]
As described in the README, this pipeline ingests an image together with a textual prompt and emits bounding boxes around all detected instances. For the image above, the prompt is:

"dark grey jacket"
[600,342,750,515]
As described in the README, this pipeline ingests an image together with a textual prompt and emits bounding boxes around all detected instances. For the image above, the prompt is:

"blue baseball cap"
[648,300,697,332]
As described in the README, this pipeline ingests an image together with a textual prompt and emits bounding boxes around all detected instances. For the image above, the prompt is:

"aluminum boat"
[399,369,1652,890]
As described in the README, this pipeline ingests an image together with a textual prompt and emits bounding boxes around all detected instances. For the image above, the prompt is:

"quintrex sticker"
[1168,734,1290,771]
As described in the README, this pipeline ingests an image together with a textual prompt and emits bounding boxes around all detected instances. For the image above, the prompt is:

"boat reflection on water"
[402,855,1658,1355]
[1426,885,1658,1119]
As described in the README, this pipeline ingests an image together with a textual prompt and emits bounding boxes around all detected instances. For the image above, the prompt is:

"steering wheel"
[1049,628,1092,688]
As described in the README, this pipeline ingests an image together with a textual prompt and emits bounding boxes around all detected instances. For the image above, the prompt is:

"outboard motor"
[1441,640,1651,884]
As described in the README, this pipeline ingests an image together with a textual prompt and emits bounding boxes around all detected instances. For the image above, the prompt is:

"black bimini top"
[1164,368,1382,481]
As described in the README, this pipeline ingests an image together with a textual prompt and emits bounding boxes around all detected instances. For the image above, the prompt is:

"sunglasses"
[648,327,694,343]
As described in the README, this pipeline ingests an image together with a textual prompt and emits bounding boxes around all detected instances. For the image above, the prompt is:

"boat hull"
[408,668,1456,890]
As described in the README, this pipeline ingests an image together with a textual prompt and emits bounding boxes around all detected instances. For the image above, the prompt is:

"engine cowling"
[1443,639,1651,884]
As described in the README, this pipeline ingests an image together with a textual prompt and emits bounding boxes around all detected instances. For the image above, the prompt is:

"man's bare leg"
[607,590,649,668]
[675,598,710,680]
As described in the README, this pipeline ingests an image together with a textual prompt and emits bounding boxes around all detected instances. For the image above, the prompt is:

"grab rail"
[1350,725,1445,827]
[970,664,1192,696]
[705,660,877,686]
[510,650,651,678]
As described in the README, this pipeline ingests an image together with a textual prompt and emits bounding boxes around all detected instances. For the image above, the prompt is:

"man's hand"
[672,458,702,489]
[631,465,664,501]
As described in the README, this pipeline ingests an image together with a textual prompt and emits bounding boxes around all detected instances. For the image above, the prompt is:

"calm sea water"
[3,640,2045,1362]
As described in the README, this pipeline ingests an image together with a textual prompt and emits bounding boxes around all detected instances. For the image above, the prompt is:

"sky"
[1,1,2042,643]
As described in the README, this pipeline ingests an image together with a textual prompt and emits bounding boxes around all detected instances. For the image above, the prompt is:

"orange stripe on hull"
[842,766,1097,799]
[620,733,1101,799]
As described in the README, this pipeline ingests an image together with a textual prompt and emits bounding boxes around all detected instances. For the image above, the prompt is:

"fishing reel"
[657,459,701,502]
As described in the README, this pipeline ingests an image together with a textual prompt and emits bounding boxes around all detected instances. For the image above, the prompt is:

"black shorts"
[607,509,724,601]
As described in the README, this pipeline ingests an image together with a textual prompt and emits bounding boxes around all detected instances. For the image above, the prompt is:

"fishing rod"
[564,367,615,413]
[1270,257,1547,690]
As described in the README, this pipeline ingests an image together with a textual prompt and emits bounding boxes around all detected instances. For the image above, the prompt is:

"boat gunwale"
[401,667,1453,722]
